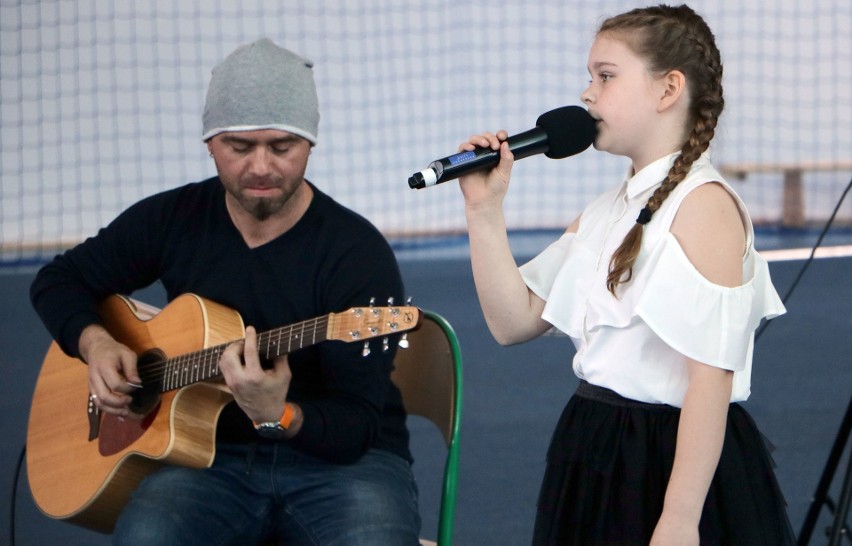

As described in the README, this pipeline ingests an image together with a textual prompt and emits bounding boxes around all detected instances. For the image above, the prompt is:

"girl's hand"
[457,130,515,210]
[650,511,699,546]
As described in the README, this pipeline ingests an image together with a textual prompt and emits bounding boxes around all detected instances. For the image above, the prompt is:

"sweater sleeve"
[30,193,170,357]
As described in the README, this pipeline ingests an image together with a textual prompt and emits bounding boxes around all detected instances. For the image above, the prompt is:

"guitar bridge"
[87,393,100,441]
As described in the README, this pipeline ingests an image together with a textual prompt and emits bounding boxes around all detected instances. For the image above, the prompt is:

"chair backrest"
[390,310,462,546]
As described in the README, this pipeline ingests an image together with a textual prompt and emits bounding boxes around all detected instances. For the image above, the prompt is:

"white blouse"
[519,153,786,407]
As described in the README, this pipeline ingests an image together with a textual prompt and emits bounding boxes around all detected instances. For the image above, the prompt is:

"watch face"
[255,423,287,439]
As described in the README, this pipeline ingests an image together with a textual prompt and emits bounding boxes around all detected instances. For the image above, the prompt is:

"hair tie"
[636,207,653,225]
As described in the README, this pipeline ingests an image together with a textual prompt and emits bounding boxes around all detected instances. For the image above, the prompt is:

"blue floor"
[2,235,851,544]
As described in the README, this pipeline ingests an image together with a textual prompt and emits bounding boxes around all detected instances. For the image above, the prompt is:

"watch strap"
[253,402,295,430]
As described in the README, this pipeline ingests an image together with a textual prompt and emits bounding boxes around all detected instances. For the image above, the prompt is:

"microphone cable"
[755,174,852,342]
[9,445,25,546]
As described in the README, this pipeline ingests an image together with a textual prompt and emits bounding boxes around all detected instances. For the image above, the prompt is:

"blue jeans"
[112,442,421,546]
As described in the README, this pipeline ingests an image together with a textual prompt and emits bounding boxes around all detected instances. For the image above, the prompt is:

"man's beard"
[238,194,286,221]
[225,177,295,221]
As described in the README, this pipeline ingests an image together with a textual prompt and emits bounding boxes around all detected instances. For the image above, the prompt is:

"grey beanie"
[202,38,319,144]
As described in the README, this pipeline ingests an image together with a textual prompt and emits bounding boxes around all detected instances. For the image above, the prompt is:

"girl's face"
[581,33,672,171]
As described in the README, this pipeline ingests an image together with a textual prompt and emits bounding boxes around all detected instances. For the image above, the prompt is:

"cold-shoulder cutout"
[670,181,746,288]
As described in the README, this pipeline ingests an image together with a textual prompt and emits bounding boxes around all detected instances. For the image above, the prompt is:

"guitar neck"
[138,303,419,394]
[141,315,332,393]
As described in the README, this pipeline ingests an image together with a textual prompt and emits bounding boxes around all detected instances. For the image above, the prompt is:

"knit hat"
[202,38,319,144]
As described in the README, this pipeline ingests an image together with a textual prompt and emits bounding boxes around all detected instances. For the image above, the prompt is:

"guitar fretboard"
[137,316,331,393]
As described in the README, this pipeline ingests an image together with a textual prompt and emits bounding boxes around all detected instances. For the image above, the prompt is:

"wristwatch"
[253,403,295,439]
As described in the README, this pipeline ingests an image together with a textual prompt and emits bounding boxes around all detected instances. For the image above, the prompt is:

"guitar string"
[133,317,332,392]
[135,321,328,390]
[131,308,405,392]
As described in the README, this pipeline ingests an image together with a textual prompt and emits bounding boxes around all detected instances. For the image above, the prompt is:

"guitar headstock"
[328,303,422,349]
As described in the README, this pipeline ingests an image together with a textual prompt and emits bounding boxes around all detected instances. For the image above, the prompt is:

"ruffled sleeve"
[633,232,786,370]
[519,232,596,339]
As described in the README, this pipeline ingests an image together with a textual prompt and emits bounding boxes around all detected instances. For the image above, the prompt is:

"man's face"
[207,129,312,221]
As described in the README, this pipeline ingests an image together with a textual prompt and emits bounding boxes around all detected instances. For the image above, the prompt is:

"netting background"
[2,0,851,264]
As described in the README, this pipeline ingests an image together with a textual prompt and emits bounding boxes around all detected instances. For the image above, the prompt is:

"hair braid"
[602,5,725,295]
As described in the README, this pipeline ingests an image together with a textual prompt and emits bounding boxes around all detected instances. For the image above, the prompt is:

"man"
[30,38,421,545]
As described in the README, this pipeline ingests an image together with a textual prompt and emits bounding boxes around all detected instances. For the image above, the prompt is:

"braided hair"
[601,5,725,295]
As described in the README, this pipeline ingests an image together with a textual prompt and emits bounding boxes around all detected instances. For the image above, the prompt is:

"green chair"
[391,310,463,546]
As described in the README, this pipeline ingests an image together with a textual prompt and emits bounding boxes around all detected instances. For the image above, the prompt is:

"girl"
[458,5,796,545]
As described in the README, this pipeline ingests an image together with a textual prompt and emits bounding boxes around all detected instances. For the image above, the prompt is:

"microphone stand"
[798,393,852,545]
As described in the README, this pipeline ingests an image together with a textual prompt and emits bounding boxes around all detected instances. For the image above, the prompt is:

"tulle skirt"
[532,381,797,545]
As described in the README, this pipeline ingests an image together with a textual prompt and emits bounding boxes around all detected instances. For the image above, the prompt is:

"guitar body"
[26,294,245,533]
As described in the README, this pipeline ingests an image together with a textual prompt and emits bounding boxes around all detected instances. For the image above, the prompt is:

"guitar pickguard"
[98,402,161,456]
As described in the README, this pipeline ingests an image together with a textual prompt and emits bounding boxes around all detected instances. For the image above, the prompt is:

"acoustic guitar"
[26,293,421,533]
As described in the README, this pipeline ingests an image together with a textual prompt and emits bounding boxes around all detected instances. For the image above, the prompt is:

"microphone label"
[447,151,476,165]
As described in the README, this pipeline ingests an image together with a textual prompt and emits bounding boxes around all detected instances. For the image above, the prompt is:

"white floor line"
[760,244,852,262]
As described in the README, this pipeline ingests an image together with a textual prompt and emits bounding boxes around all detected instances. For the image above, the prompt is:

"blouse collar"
[624,153,678,199]
[623,152,712,199]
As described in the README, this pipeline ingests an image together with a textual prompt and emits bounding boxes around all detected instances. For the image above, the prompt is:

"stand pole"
[798,395,852,545]
[827,451,852,545]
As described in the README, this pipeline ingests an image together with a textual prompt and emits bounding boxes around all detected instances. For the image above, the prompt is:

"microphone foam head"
[536,106,597,159]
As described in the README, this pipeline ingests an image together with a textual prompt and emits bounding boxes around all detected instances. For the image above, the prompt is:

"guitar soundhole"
[129,349,164,415]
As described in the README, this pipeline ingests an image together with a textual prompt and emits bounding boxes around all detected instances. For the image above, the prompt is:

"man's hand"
[220,326,294,426]
[79,324,141,417]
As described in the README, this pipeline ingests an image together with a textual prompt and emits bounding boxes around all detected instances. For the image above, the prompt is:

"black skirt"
[532,381,797,546]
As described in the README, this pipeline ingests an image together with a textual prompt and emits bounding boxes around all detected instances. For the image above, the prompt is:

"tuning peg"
[387,297,394,305]
[367,297,381,316]
[382,337,390,352]
[405,296,413,305]
[398,333,409,349]
[362,341,371,357]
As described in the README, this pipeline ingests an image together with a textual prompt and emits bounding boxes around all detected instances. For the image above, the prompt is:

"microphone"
[408,105,596,189]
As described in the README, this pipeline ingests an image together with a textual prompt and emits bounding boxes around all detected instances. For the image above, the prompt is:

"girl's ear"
[658,69,686,112]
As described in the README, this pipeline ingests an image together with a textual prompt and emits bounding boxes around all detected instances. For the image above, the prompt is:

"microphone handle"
[408,127,548,189]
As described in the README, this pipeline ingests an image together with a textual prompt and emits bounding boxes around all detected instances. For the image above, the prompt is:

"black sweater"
[30,178,410,464]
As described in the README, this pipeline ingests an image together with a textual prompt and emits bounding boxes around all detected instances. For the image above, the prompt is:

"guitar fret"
[183,354,192,385]
[273,329,281,357]
[179,354,188,388]
[168,357,176,390]
[187,355,194,384]
[257,334,271,360]
[285,325,293,352]
[170,356,179,390]
[210,346,221,379]
[179,354,187,388]
[190,354,199,384]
